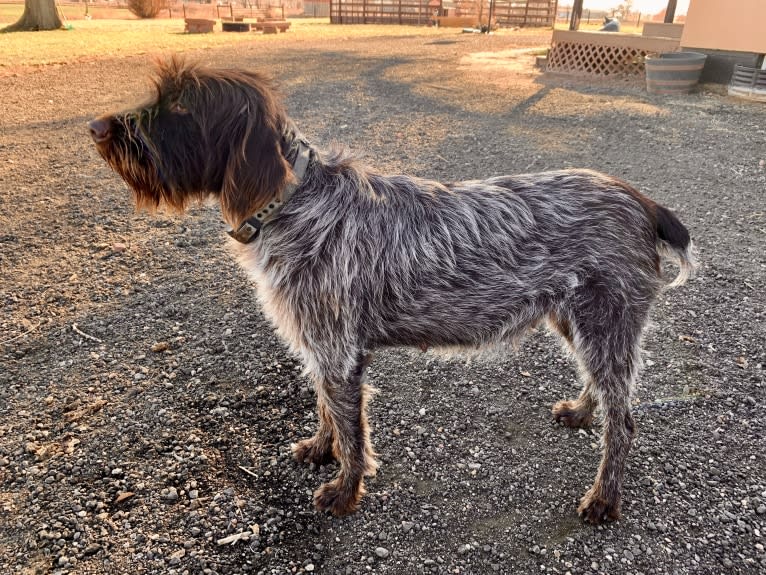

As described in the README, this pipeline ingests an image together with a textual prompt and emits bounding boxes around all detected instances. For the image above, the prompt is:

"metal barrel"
[645,52,707,95]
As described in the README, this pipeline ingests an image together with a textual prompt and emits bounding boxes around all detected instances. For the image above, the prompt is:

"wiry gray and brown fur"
[89,59,697,523]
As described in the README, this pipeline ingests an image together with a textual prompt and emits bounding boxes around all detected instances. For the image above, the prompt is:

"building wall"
[681,0,766,54]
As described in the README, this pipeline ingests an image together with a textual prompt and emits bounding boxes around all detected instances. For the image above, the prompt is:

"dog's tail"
[655,204,697,289]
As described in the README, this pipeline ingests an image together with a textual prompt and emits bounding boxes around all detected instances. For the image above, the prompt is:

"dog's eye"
[170,102,188,114]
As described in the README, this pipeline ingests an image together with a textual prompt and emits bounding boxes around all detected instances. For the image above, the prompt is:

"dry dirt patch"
[1,21,765,575]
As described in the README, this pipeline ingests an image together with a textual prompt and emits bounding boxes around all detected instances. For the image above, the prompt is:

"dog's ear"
[217,76,294,228]
[220,118,293,227]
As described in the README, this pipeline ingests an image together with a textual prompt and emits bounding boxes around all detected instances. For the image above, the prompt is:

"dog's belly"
[367,287,553,351]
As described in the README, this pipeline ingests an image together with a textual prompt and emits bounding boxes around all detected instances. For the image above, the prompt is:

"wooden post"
[569,0,583,31]
[229,4,234,20]
[664,0,677,23]
[487,0,495,31]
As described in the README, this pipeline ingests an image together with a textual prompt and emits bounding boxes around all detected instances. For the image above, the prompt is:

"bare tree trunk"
[3,0,63,32]
[569,0,583,30]
[664,0,678,24]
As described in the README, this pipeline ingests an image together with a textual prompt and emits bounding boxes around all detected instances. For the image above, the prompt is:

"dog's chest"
[232,242,306,356]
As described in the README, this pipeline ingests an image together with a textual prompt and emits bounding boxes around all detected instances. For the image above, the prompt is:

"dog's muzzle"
[88,118,111,144]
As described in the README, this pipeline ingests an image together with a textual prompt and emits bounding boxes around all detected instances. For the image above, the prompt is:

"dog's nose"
[88,118,111,143]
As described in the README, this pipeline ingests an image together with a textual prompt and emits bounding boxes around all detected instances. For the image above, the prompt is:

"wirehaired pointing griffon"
[89,59,696,524]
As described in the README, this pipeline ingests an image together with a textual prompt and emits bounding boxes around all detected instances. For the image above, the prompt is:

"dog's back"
[263,163,692,351]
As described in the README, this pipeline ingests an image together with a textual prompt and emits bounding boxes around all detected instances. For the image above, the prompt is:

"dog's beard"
[95,113,211,214]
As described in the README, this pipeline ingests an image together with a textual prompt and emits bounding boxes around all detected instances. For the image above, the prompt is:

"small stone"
[624,549,634,561]
[756,505,766,515]
[401,521,414,533]
[164,487,179,502]
[374,547,390,559]
[305,564,315,572]
[458,544,471,555]
[723,557,733,568]
[84,543,101,556]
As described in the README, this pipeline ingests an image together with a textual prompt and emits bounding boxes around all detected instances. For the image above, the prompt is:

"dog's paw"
[291,436,336,466]
[552,400,594,429]
[363,455,380,478]
[313,478,363,517]
[577,488,621,524]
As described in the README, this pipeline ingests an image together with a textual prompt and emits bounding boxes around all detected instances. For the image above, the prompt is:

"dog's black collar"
[228,125,313,244]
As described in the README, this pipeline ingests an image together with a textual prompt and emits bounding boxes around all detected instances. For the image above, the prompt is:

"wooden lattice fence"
[546,30,681,77]
[329,0,557,27]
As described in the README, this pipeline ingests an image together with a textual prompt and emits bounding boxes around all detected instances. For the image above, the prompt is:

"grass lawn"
[0,10,555,71]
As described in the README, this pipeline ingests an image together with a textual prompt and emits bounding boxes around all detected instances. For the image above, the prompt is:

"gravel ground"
[1,26,765,575]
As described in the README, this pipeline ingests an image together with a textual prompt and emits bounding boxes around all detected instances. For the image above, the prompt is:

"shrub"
[127,0,167,19]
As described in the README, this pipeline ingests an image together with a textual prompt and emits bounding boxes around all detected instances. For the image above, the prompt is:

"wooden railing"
[330,0,557,27]
[492,0,557,27]
[330,0,432,25]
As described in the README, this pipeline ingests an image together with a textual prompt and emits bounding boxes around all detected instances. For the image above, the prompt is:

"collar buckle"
[227,216,263,244]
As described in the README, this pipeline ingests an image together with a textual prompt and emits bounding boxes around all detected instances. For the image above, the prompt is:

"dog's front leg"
[291,397,337,466]
[309,352,378,516]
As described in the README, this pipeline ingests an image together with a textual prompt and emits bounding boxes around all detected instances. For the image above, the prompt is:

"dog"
[600,17,621,32]
[88,59,696,524]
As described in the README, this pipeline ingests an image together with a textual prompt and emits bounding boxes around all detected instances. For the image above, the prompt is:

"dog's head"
[89,58,293,226]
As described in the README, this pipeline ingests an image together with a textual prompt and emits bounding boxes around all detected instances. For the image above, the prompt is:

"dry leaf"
[520,370,531,377]
[62,436,80,455]
[735,356,748,369]
[217,531,251,545]
[151,341,170,353]
[678,335,697,344]
[114,492,135,504]
[64,398,107,423]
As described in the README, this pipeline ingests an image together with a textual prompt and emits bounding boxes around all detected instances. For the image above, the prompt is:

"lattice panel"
[547,40,648,77]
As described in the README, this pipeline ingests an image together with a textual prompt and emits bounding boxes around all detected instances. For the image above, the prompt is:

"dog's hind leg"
[568,295,646,524]
[549,313,598,429]
[311,351,378,516]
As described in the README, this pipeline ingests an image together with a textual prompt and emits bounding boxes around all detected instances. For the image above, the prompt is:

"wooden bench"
[184,18,215,34]
[253,20,291,33]
[222,21,252,32]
